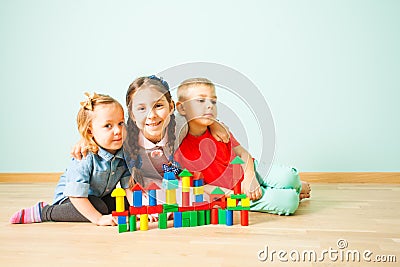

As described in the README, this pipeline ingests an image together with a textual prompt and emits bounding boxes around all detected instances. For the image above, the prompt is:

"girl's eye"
[137,106,146,112]
[118,121,125,126]
[155,103,165,108]
[104,124,112,128]
[197,98,206,103]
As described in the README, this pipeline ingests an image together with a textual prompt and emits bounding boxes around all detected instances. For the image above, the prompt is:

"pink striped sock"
[10,202,48,224]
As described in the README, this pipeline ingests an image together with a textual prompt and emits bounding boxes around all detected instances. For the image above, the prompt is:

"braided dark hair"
[124,76,176,188]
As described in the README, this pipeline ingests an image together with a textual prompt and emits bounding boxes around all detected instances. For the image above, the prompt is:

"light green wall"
[1,0,399,172]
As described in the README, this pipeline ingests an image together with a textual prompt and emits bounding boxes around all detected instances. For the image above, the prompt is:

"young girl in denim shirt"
[10,93,131,226]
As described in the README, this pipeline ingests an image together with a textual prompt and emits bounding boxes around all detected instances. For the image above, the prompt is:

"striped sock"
[9,202,48,224]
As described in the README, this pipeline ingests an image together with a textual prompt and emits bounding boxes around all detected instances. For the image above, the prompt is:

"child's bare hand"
[241,175,262,201]
[209,121,230,143]
[70,139,88,160]
[148,214,159,222]
[96,214,117,226]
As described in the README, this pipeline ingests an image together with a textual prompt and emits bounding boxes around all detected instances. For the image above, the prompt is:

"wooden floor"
[0,183,399,267]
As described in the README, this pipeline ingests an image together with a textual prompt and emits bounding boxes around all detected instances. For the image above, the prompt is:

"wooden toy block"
[118,224,128,233]
[227,197,237,208]
[133,190,143,207]
[129,206,147,215]
[227,206,250,211]
[241,197,250,207]
[129,215,137,231]
[230,194,247,199]
[211,200,226,209]
[197,210,205,226]
[112,211,129,216]
[162,179,179,190]
[194,194,204,203]
[182,178,191,189]
[240,210,249,226]
[173,211,182,228]
[111,188,126,212]
[193,202,210,211]
[146,182,161,191]
[178,206,194,212]
[158,212,167,229]
[211,208,219,224]
[233,182,241,195]
[182,191,190,207]
[218,209,226,224]
[140,214,148,231]
[163,171,176,180]
[182,186,190,193]
[178,168,193,178]
[148,190,157,206]
[193,179,204,187]
[192,171,204,181]
[163,203,179,212]
[166,189,177,204]
[182,212,190,227]
[189,211,198,227]
[118,216,127,225]
[193,186,204,195]
[205,209,211,225]
[230,156,245,165]
[147,205,163,214]
[226,210,233,226]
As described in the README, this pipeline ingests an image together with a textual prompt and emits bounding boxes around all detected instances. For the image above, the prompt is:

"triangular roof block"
[146,182,161,191]
[178,168,193,177]
[230,156,245,164]
[210,187,225,195]
[131,183,145,192]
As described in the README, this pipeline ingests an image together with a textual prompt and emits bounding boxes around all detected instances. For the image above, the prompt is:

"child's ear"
[169,100,175,114]
[176,101,186,115]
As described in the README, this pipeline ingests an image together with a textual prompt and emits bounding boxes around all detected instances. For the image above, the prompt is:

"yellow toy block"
[166,189,176,204]
[111,188,126,212]
[193,186,204,195]
[140,214,148,231]
[182,176,191,188]
[241,197,250,207]
[227,197,237,208]
[182,186,190,193]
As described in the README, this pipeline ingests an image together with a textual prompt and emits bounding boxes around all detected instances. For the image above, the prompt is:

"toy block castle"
[111,156,250,233]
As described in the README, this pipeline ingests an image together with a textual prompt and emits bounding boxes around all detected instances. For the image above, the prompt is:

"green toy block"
[210,187,225,195]
[218,209,226,224]
[189,211,198,227]
[158,212,167,229]
[198,210,205,226]
[230,194,247,199]
[163,203,179,212]
[205,209,211,225]
[227,206,250,211]
[129,215,137,231]
[118,224,128,233]
[230,156,245,164]
[182,212,190,227]
[179,168,193,177]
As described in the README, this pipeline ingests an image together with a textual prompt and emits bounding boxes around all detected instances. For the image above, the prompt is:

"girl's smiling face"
[130,87,174,143]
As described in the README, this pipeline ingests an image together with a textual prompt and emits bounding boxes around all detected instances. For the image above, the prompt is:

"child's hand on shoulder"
[96,214,117,226]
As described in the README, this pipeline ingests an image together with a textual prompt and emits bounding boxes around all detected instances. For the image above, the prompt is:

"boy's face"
[177,84,217,127]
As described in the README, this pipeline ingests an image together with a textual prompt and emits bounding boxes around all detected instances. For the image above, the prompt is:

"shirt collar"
[138,131,168,150]
[97,147,124,161]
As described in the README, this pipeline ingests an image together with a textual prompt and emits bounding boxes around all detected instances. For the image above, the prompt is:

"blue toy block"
[163,172,176,180]
[118,216,127,225]
[195,194,203,203]
[193,179,204,187]
[133,190,142,207]
[173,211,182,228]
[148,190,157,206]
[226,210,233,226]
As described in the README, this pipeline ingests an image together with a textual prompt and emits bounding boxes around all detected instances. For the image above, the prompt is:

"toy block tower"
[209,187,227,225]
[146,182,163,214]
[192,171,205,204]
[129,184,148,231]
[178,168,193,207]
[111,188,129,233]
[162,171,179,204]
[230,156,245,194]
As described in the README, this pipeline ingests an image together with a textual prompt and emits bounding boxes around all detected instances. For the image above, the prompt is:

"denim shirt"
[53,147,131,204]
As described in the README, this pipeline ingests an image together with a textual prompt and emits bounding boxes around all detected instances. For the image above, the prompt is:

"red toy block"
[182,191,190,207]
[131,183,145,192]
[193,202,210,211]
[210,200,226,209]
[178,206,194,212]
[240,210,249,226]
[112,211,129,216]
[192,171,204,181]
[145,182,161,191]
[129,206,147,215]
[147,205,163,214]
[211,208,219,224]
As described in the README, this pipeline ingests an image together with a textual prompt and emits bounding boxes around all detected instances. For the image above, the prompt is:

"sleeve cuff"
[64,182,90,197]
